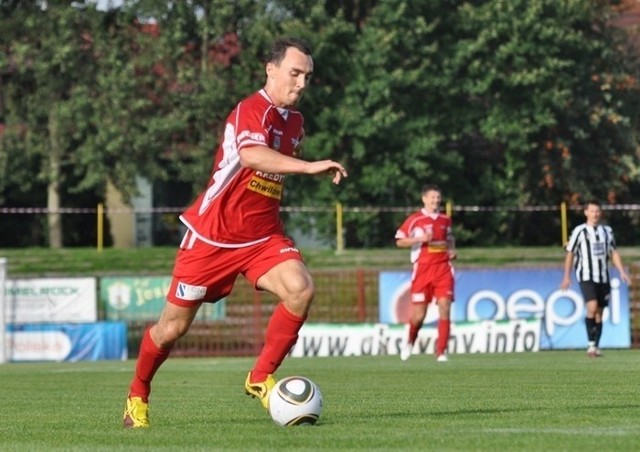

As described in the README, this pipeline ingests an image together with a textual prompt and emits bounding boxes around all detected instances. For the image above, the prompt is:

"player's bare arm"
[240,145,347,184]
[396,235,430,248]
[611,250,631,285]
[560,251,574,290]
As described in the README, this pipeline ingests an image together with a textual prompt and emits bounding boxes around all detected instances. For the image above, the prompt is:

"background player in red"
[395,184,456,362]
[123,37,347,428]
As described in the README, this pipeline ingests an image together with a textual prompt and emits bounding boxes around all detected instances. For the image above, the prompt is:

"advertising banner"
[289,320,540,358]
[6,322,127,362]
[100,276,225,321]
[4,278,97,324]
[379,268,630,350]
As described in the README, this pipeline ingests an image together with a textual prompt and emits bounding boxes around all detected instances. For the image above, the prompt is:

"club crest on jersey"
[176,282,207,301]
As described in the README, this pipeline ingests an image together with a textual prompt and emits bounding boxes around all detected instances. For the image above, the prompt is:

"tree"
[282,1,469,247]
[1,2,106,247]
[451,0,640,244]
[1,0,639,248]
[292,0,640,246]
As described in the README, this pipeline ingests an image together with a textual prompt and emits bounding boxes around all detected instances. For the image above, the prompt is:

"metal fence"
[123,265,640,358]
[3,204,640,248]
[123,269,381,357]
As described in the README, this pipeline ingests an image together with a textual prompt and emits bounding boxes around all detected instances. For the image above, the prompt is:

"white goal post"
[0,257,6,364]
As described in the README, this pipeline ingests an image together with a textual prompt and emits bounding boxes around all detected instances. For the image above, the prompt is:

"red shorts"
[167,231,303,307]
[410,261,454,303]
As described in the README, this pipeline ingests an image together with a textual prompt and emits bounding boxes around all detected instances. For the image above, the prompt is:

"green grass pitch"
[0,351,639,451]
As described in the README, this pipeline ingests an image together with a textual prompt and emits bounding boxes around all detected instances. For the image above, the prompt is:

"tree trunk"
[200,3,209,75]
[47,106,63,249]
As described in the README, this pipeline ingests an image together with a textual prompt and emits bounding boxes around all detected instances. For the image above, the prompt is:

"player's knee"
[290,284,315,308]
[282,279,314,314]
[287,273,315,300]
[155,320,189,346]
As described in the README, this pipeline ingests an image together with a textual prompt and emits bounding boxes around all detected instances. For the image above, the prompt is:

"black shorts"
[579,281,611,308]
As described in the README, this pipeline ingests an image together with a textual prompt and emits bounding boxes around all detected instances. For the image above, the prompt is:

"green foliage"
[1,0,639,247]
[284,0,640,246]
[0,3,106,245]
[456,0,638,202]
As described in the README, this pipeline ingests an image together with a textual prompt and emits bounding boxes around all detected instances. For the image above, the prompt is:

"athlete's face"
[422,189,442,212]
[584,203,601,225]
[265,47,313,108]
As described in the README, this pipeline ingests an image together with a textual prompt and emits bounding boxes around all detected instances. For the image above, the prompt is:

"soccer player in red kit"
[395,184,455,363]
[123,37,347,428]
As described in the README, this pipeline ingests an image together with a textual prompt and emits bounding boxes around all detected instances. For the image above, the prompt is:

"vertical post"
[0,257,6,364]
[356,269,366,322]
[336,202,344,255]
[560,202,568,246]
[97,203,104,253]
[446,200,452,217]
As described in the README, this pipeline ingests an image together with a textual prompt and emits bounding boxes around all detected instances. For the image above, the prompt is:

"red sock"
[251,303,305,383]
[436,319,451,355]
[128,327,172,402]
[407,322,421,345]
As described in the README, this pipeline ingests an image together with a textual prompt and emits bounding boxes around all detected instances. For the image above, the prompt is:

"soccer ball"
[268,376,323,426]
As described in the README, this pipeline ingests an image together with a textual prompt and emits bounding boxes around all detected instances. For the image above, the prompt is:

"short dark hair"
[421,184,440,194]
[267,37,312,65]
[584,199,601,209]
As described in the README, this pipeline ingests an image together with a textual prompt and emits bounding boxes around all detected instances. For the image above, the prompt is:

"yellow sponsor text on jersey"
[248,176,283,199]
[428,242,447,253]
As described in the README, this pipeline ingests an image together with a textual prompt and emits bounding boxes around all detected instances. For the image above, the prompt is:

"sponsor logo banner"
[289,320,539,358]
[379,268,630,349]
[6,322,127,362]
[101,276,225,321]
[176,282,207,301]
[4,278,97,324]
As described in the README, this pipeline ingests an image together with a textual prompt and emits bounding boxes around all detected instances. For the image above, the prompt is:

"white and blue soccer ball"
[268,376,323,426]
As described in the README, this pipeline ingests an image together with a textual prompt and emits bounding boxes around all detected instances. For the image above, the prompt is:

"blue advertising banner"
[6,322,128,362]
[379,268,630,350]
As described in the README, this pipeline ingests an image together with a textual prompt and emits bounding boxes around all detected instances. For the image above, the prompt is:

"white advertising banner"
[289,320,540,358]
[4,278,97,324]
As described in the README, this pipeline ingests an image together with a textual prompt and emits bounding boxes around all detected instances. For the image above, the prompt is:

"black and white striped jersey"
[565,223,616,283]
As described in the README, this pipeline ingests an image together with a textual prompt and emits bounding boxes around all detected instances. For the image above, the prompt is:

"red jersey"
[395,209,453,264]
[180,89,304,247]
